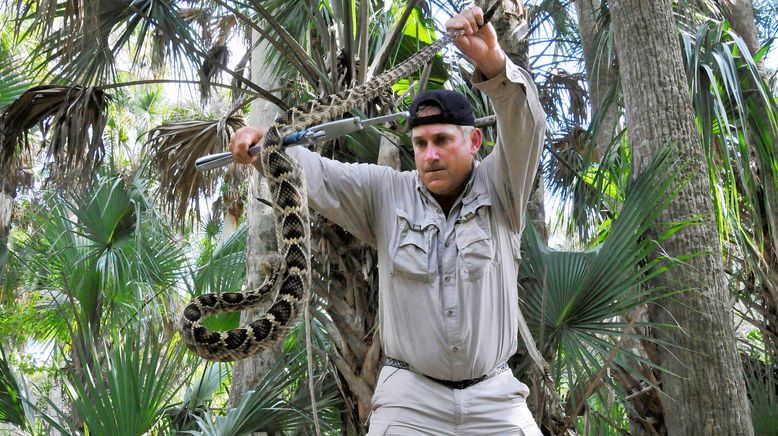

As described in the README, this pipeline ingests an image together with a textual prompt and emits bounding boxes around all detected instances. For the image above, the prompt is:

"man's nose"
[423,144,440,161]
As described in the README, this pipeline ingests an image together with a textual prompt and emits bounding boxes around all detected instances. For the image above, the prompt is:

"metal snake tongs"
[195,111,409,171]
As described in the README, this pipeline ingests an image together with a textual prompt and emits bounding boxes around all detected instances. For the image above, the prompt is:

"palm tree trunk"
[228,31,283,412]
[0,184,12,304]
[312,219,381,433]
[609,0,754,434]
[575,4,667,432]
[574,0,620,156]
[717,0,763,75]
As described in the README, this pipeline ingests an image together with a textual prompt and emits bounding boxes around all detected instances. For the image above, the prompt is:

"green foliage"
[681,20,778,251]
[62,328,190,436]
[519,147,689,406]
[164,361,230,432]
[742,345,778,435]
[0,343,33,431]
[19,0,202,84]
[193,351,341,436]
[9,173,184,342]
[189,221,248,332]
[0,14,34,109]
[389,4,448,97]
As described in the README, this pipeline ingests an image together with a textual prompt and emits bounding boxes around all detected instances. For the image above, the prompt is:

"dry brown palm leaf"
[199,15,237,101]
[0,85,109,180]
[539,69,588,127]
[145,114,246,223]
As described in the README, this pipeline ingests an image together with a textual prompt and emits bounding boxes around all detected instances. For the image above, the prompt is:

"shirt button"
[444,276,452,283]
[445,240,452,247]
[452,346,459,352]
[446,310,455,317]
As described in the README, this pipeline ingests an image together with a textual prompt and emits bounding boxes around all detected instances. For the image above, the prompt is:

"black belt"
[384,357,509,390]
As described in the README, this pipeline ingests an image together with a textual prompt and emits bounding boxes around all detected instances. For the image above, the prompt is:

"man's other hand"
[446,6,506,79]
[229,126,265,165]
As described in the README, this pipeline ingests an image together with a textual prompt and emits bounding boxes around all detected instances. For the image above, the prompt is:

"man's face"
[411,121,481,197]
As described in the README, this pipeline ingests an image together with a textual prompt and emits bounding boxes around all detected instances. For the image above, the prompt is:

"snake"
[179,5,499,362]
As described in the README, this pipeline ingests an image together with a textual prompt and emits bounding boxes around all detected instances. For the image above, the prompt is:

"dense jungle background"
[0,0,776,434]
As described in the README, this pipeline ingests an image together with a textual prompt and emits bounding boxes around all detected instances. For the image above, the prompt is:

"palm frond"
[0,52,32,110]
[0,343,32,430]
[753,0,778,42]
[230,0,322,88]
[367,0,423,80]
[19,0,202,85]
[682,20,778,242]
[680,21,778,357]
[741,348,778,434]
[198,14,237,101]
[64,328,190,436]
[164,361,230,432]
[193,350,341,436]
[14,175,185,335]
[518,146,689,387]
[144,114,246,223]
[0,86,109,181]
[538,69,587,127]
[186,221,248,332]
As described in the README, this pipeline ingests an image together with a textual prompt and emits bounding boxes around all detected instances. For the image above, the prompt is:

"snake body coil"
[180,30,464,362]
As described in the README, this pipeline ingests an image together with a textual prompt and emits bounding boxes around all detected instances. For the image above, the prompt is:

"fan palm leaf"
[16,0,202,85]
[0,343,32,431]
[0,52,33,110]
[186,220,249,332]
[144,113,246,223]
[63,328,190,436]
[0,86,109,182]
[193,350,341,436]
[518,147,691,397]
[12,174,184,339]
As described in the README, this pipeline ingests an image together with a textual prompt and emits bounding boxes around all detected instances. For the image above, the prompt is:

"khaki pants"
[366,366,543,435]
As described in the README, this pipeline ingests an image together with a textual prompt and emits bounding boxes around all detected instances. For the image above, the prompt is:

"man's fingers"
[461,6,483,33]
[230,126,264,164]
[446,6,484,35]
[470,6,485,27]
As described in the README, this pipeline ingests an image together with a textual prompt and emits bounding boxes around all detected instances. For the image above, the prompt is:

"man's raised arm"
[448,7,546,233]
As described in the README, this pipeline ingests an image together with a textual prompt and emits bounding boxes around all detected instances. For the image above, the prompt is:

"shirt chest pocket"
[392,212,435,282]
[455,203,495,281]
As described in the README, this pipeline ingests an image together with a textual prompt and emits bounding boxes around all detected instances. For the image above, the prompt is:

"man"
[230,7,545,435]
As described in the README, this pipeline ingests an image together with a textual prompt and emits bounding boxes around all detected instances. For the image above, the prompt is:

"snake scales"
[180,28,470,362]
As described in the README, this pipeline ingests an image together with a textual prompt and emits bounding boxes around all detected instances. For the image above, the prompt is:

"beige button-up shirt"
[286,59,545,382]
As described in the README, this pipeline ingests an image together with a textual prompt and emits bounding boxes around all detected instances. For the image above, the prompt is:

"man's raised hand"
[446,6,506,79]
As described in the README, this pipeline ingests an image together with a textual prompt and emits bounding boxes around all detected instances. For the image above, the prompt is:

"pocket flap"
[456,220,490,250]
[397,225,428,252]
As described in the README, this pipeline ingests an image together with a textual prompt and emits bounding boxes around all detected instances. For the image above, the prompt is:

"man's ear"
[470,127,483,153]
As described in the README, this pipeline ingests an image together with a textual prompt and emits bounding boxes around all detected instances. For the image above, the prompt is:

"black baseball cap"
[408,89,475,128]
